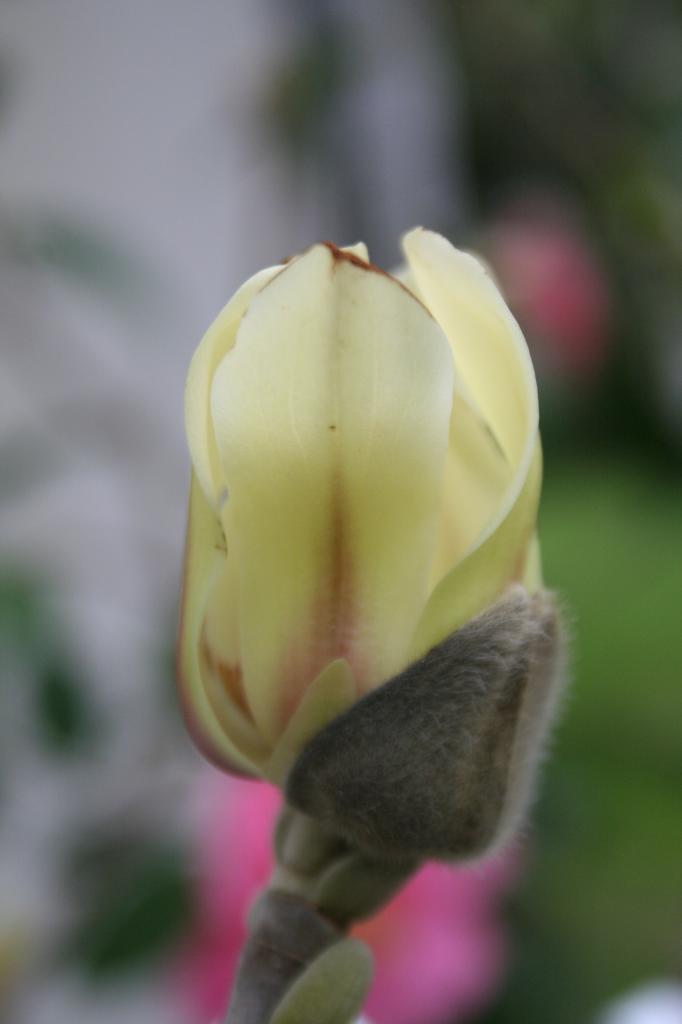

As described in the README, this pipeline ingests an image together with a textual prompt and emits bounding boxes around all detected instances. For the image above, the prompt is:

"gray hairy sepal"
[286,585,566,862]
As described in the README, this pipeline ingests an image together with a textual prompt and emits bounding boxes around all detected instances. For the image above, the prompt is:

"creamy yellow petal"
[430,392,513,588]
[210,243,454,742]
[390,262,417,292]
[521,532,543,593]
[185,265,283,507]
[185,248,368,507]
[402,228,538,471]
[264,658,356,785]
[403,230,538,540]
[342,242,369,261]
[410,436,542,659]
[403,228,541,653]
[177,472,267,776]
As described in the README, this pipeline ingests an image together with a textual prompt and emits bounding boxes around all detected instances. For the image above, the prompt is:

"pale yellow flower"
[178,230,541,782]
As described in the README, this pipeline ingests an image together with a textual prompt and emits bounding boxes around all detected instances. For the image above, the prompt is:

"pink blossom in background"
[172,776,280,1023]
[486,196,611,381]
[172,771,517,1024]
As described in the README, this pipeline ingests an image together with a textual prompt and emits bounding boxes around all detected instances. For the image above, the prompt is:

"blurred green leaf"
[0,572,101,755]
[5,212,156,313]
[36,663,94,754]
[0,572,51,654]
[67,845,192,978]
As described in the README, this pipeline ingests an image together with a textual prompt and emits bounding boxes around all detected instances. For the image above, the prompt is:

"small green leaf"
[271,939,372,1024]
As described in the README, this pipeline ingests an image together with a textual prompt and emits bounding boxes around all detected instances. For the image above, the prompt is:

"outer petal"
[402,229,540,656]
[185,264,283,507]
[402,228,538,471]
[394,258,515,584]
[521,532,543,593]
[409,439,542,659]
[177,472,268,776]
[430,393,513,588]
[210,244,454,742]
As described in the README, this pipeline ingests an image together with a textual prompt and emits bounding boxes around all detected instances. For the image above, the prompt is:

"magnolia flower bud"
[178,230,546,792]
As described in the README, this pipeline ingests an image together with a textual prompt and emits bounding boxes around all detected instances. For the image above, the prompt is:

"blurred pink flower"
[172,771,517,1024]
[486,197,611,380]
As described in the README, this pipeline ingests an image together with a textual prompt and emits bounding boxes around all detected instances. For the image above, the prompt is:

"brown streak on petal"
[175,498,255,776]
[217,661,251,718]
[199,627,254,723]
[320,241,435,318]
[277,470,358,730]
[258,241,435,322]
[322,241,376,272]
